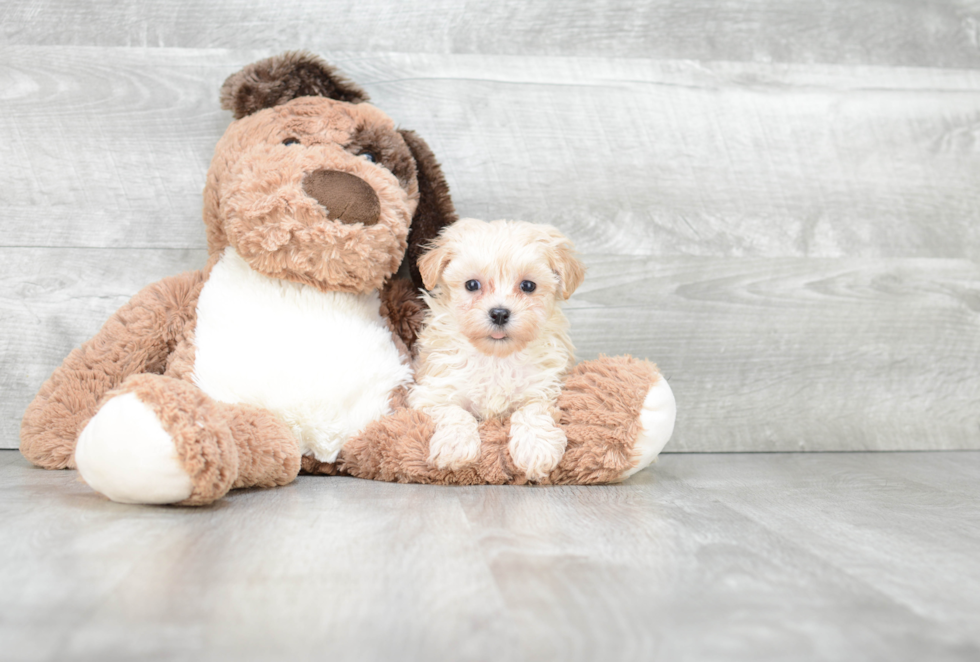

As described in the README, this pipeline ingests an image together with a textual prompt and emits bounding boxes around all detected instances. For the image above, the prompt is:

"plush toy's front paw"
[509,405,567,482]
[427,407,482,470]
[75,393,194,504]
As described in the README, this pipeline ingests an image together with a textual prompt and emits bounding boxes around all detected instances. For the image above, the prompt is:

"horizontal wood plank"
[2,48,980,259]
[4,249,977,452]
[3,1,980,68]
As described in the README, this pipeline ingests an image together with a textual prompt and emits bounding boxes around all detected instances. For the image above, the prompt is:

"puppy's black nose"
[489,308,510,326]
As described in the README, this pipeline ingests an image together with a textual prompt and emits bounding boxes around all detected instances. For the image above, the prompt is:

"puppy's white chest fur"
[193,247,411,462]
[453,351,547,419]
[411,342,567,420]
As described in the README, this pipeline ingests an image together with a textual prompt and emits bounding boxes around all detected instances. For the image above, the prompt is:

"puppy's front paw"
[427,408,482,470]
[509,405,567,482]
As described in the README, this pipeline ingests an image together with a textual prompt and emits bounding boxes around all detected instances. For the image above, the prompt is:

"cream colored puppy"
[408,218,586,481]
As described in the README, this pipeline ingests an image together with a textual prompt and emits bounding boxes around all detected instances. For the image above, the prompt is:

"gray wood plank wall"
[2,2,978,451]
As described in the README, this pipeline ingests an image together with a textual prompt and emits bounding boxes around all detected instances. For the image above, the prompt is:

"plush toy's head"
[202,52,456,294]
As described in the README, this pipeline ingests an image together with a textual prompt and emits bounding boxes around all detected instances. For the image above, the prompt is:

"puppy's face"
[419,219,585,357]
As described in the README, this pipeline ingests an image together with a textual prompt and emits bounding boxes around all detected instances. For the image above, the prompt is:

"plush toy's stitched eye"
[465,280,481,292]
[520,280,536,293]
[282,138,300,145]
[359,152,377,163]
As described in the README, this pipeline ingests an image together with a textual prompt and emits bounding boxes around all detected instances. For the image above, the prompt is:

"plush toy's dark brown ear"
[398,129,458,291]
[220,51,370,119]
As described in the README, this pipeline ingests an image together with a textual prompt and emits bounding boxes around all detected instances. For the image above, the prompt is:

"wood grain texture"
[4,250,977,452]
[459,453,980,661]
[666,453,980,643]
[0,47,222,248]
[3,0,980,69]
[1,450,978,661]
[568,255,980,451]
[3,47,980,259]
[384,56,980,261]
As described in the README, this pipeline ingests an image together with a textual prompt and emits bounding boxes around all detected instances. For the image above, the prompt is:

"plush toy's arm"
[20,269,207,469]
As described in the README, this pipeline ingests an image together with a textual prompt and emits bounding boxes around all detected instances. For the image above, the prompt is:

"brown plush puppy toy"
[21,52,677,504]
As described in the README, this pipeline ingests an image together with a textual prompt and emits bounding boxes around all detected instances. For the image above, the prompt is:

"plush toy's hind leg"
[75,374,300,505]
[618,372,676,480]
[549,355,675,484]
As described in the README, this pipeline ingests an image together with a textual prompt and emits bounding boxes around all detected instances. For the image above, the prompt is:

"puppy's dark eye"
[359,152,377,163]
[465,280,481,292]
[520,280,536,293]
[282,137,301,146]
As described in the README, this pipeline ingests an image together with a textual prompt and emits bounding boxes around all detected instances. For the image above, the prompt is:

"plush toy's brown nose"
[302,169,381,226]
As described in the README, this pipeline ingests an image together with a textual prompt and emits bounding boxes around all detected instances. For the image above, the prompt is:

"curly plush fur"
[21,52,456,499]
[20,52,676,504]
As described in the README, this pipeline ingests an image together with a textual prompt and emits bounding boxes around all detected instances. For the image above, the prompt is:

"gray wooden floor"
[2,449,978,661]
[2,1,979,452]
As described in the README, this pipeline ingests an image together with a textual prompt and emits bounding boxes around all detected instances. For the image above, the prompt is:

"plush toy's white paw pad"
[509,406,567,482]
[619,376,677,480]
[75,393,194,504]
[427,408,482,470]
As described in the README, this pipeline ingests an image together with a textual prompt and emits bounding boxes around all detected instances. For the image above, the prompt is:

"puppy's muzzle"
[489,308,510,326]
[302,169,381,226]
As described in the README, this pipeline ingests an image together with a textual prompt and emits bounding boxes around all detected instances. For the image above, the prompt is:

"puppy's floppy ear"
[542,226,586,299]
[417,238,453,291]
[398,129,458,291]
[220,51,370,119]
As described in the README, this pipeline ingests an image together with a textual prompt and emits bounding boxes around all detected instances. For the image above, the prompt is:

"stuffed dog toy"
[20,52,677,504]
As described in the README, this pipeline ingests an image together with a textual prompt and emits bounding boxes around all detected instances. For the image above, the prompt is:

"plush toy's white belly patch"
[193,247,412,462]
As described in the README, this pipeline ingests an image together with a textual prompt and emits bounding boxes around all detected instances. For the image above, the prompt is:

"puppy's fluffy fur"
[408,218,586,480]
